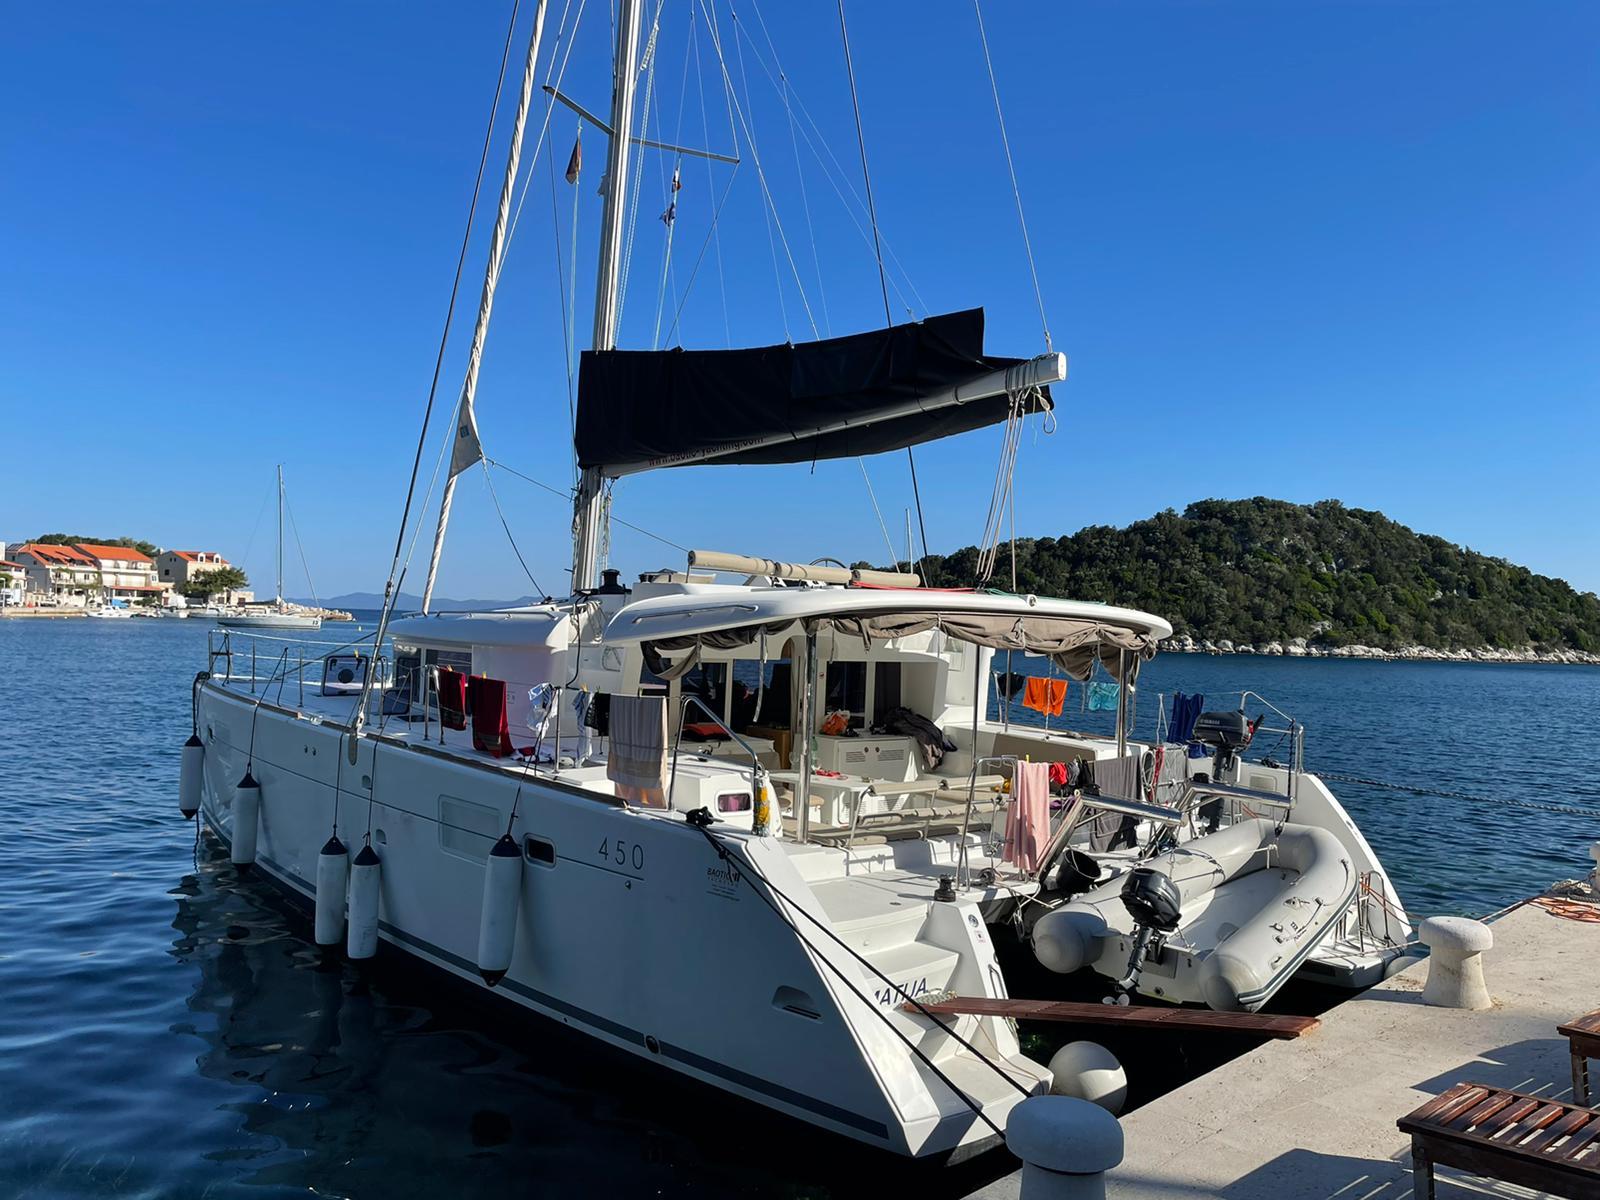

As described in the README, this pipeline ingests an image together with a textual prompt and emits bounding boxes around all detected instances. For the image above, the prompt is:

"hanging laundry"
[1003,761,1052,874]
[1087,681,1120,712]
[995,672,1028,701]
[1168,691,1205,744]
[1047,761,1071,788]
[437,666,469,731]
[1022,676,1068,717]
[607,695,669,808]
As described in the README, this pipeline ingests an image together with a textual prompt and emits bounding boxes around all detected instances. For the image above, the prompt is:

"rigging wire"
[660,163,743,345]
[691,3,733,344]
[834,0,890,328]
[728,3,798,340]
[485,456,689,552]
[832,0,936,584]
[699,0,818,340]
[279,484,322,608]
[479,458,548,598]
[857,460,900,570]
[972,0,1053,351]
[382,0,522,583]
[544,131,578,479]
[734,9,926,319]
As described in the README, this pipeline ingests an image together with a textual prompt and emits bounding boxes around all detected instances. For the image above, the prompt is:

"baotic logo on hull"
[706,860,742,900]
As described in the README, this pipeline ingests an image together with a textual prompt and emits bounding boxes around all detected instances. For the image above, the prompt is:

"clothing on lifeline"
[1022,676,1067,716]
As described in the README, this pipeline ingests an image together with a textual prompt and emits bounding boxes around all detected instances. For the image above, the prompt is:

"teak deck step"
[901,996,1319,1039]
[1398,1081,1600,1199]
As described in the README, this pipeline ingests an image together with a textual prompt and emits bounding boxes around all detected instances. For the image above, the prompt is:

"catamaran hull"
[194,682,1043,1159]
[215,614,323,630]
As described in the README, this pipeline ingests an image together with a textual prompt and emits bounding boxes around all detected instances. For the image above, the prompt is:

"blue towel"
[1168,691,1205,743]
[1087,681,1120,712]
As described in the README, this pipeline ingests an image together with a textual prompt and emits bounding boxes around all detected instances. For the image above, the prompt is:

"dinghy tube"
[231,770,260,866]
[476,834,524,986]
[347,842,382,960]
[1033,818,1356,1011]
[179,734,204,819]
[314,834,349,946]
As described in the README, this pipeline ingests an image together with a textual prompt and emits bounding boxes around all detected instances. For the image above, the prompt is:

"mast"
[571,0,644,592]
[419,0,552,614]
[276,463,284,606]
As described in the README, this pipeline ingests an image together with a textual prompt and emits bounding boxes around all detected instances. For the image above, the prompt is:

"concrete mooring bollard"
[1007,1095,1125,1200]
[1419,915,1494,1010]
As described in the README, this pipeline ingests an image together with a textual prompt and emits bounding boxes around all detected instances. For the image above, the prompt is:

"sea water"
[0,615,1595,1197]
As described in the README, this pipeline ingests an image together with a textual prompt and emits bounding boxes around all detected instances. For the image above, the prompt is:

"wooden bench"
[1397,1082,1600,1199]
[1559,1008,1600,1105]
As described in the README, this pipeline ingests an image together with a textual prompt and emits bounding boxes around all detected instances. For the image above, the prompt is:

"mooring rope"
[1317,771,1600,819]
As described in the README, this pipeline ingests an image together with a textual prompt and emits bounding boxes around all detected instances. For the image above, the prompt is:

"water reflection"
[169,838,1003,1198]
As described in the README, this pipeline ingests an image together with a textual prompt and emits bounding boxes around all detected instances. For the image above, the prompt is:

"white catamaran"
[180,1,1412,1161]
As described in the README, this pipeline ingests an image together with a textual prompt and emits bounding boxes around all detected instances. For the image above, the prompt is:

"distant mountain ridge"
[293,592,541,613]
[910,498,1600,653]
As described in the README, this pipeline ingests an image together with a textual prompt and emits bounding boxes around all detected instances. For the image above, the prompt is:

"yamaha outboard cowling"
[1192,709,1252,782]
[1109,866,1183,1004]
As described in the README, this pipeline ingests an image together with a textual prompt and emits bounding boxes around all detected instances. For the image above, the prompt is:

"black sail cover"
[575,308,1051,475]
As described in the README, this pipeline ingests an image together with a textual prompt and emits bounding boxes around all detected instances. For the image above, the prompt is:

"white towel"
[606,695,668,805]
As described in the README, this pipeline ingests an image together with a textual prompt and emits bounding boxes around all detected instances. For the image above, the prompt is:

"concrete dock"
[971,894,1600,1199]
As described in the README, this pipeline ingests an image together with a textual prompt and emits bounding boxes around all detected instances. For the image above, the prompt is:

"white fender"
[179,734,204,819]
[476,834,524,986]
[315,835,349,946]
[231,770,260,866]
[346,842,382,960]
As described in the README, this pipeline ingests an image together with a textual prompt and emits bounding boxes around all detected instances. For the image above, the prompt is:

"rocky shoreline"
[1159,634,1600,666]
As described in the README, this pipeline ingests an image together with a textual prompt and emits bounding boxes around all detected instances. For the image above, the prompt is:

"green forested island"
[913,499,1600,655]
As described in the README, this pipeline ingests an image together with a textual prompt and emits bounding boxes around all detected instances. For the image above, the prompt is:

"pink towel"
[1003,761,1052,874]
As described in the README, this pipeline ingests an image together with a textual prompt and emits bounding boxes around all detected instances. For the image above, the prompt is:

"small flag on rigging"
[564,131,582,185]
[660,166,680,226]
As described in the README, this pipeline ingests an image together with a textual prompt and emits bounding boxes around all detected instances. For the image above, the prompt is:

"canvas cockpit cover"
[640,610,1158,685]
[575,308,1051,475]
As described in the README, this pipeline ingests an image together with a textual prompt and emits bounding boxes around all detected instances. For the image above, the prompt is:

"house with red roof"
[11,543,102,606]
[73,543,164,604]
[156,549,230,589]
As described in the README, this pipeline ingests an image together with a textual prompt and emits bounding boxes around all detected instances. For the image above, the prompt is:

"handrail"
[957,754,1022,889]
[666,694,769,832]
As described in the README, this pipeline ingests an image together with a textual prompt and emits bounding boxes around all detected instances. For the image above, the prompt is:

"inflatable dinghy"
[1031,818,1356,1011]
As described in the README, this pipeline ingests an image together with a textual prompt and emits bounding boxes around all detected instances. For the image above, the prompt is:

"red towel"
[467,675,514,757]
[437,667,468,731]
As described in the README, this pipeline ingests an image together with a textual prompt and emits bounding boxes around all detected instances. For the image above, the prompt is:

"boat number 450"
[597,838,645,872]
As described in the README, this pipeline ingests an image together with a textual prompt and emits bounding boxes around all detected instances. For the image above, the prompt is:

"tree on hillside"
[179,566,249,599]
[900,498,1600,653]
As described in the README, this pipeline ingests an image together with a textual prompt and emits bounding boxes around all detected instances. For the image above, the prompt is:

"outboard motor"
[1108,867,1182,1004]
[1191,709,1254,783]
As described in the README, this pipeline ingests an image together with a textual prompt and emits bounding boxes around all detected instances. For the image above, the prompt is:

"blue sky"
[3,1,1596,600]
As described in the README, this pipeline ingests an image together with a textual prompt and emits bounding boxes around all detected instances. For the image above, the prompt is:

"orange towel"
[1021,676,1067,716]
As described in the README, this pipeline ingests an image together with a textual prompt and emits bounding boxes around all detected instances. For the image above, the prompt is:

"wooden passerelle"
[1558,1008,1600,1105]
[902,996,1319,1039]
[1397,1082,1600,1199]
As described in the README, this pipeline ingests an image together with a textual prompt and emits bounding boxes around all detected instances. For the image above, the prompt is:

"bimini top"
[604,585,1173,682]
[575,308,1056,477]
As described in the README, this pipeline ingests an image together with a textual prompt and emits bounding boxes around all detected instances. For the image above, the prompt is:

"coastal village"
[0,539,249,613]
[0,539,346,619]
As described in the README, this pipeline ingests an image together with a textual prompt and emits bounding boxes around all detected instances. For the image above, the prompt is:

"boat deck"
[965,894,1600,1199]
